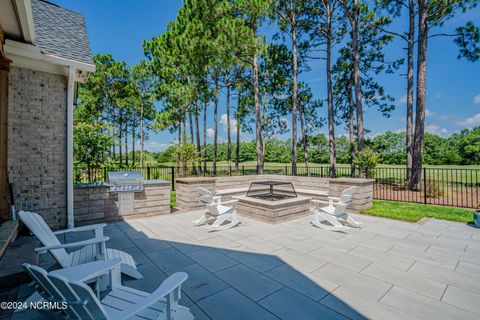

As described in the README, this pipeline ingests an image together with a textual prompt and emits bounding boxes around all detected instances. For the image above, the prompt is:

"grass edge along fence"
[74,165,480,209]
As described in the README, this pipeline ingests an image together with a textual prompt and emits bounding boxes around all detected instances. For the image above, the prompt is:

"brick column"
[176,177,216,211]
[328,178,374,213]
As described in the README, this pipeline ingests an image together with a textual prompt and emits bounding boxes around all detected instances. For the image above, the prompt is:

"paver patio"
[9,211,480,320]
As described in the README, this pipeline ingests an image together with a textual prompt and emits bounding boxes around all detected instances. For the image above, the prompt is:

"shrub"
[355,148,379,178]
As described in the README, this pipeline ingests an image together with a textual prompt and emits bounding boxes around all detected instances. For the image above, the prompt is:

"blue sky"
[53,0,480,152]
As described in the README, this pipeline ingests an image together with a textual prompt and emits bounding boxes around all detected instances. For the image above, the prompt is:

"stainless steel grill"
[108,172,144,192]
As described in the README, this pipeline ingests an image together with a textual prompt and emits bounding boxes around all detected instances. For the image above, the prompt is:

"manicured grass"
[159,161,480,169]
[360,200,474,223]
[170,191,176,207]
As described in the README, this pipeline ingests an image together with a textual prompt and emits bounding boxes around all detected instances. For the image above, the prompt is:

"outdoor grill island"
[108,172,144,216]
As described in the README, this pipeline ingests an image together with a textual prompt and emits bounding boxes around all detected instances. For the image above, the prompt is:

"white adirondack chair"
[310,186,362,230]
[193,187,225,228]
[18,211,142,280]
[197,187,221,206]
[23,259,194,320]
[193,192,240,231]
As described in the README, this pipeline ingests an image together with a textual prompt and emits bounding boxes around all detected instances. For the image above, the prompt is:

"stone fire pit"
[235,180,312,223]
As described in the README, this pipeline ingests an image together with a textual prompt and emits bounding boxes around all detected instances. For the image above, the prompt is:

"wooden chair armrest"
[53,223,107,235]
[50,258,122,283]
[116,272,188,320]
[34,236,110,254]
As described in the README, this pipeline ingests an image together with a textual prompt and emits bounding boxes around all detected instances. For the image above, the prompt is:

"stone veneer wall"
[175,175,374,215]
[8,67,67,229]
[74,181,170,225]
[329,178,374,212]
[175,177,216,211]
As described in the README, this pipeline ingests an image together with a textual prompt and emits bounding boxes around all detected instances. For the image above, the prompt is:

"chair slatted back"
[49,273,109,320]
[339,187,356,205]
[22,263,80,319]
[18,211,71,267]
[206,203,220,217]
[198,187,215,204]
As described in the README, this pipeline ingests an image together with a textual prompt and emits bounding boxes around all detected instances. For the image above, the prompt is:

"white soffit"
[4,40,95,82]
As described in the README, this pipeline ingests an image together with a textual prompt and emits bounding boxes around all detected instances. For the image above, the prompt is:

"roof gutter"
[4,39,95,77]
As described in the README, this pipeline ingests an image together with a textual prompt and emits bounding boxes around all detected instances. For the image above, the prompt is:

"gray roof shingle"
[31,0,94,65]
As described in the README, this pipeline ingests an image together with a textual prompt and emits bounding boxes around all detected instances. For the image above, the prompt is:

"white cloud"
[425,109,435,117]
[474,94,480,104]
[206,128,215,138]
[457,113,480,127]
[398,94,407,105]
[143,141,171,152]
[220,114,237,133]
[426,124,449,136]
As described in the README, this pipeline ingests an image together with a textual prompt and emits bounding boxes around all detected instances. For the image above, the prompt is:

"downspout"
[67,66,75,228]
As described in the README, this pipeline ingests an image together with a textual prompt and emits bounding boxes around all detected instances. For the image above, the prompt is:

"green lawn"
[170,191,176,207]
[158,161,480,169]
[360,200,474,223]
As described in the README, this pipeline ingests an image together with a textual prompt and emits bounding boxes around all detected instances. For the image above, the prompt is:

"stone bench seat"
[295,188,328,200]
[216,187,249,197]
[176,176,373,214]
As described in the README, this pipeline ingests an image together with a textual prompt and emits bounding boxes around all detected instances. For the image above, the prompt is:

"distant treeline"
[142,128,479,166]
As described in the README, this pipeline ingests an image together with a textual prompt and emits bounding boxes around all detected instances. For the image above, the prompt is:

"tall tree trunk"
[235,90,242,174]
[188,110,194,144]
[188,110,195,173]
[132,111,136,167]
[111,109,116,162]
[125,120,128,167]
[226,80,232,175]
[291,0,298,176]
[299,103,310,176]
[410,0,428,190]
[351,0,364,153]
[203,100,207,174]
[213,75,219,176]
[181,115,187,177]
[194,105,201,175]
[140,99,144,168]
[406,0,415,174]
[177,123,181,167]
[253,24,264,174]
[119,111,123,166]
[326,5,336,178]
[348,76,356,177]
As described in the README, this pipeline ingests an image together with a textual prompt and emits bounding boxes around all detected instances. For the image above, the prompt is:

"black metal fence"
[74,165,480,209]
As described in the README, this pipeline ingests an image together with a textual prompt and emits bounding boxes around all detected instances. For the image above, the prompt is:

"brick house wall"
[8,66,67,229]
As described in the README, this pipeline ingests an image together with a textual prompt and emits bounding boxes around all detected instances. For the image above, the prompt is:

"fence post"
[321,166,324,177]
[285,166,288,175]
[147,167,151,180]
[242,166,245,176]
[103,167,107,182]
[423,167,427,204]
[171,166,175,191]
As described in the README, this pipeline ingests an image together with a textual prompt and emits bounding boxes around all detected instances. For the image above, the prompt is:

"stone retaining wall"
[74,180,170,225]
[329,178,374,212]
[175,175,374,215]
[175,177,215,211]
[215,175,330,191]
